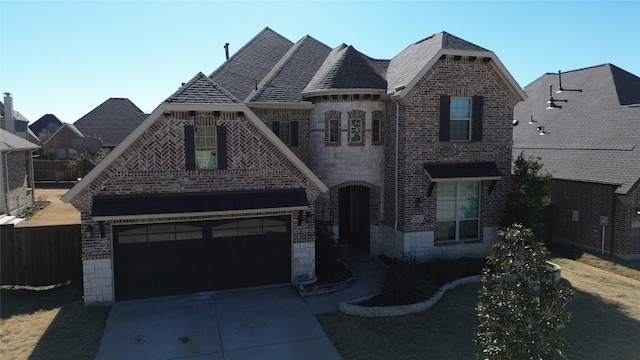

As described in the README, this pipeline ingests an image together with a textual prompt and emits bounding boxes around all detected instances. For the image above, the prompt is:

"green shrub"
[475,224,573,359]
[378,260,437,305]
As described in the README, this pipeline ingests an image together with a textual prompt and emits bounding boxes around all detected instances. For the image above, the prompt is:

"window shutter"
[216,125,227,170]
[291,121,299,147]
[184,125,195,170]
[439,95,451,141]
[472,95,483,141]
[272,121,280,136]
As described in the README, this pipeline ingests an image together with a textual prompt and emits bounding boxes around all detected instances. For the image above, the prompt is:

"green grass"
[318,248,640,360]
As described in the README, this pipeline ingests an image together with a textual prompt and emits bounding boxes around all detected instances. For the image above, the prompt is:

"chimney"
[224,43,230,61]
[3,92,15,134]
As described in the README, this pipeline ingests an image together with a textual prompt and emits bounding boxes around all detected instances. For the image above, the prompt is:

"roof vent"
[224,43,230,61]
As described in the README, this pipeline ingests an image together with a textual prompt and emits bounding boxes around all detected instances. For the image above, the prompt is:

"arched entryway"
[338,185,371,255]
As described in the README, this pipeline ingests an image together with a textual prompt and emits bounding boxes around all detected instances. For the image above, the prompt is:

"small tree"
[475,224,573,359]
[67,148,109,177]
[502,153,551,236]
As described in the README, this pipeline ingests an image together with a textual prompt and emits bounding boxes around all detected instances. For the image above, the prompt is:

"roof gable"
[42,123,83,146]
[303,44,387,95]
[247,35,331,103]
[166,72,240,104]
[29,114,64,137]
[73,98,146,147]
[209,27,294,101]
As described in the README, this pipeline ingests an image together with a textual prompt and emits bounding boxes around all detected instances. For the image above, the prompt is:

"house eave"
[246,102,315,109]
[302,88,387,98]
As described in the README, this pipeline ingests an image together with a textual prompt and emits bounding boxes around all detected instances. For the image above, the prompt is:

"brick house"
[1,93,39,216]
[40,123,83,160]
[63,28,525,304]
[513,64,640,260]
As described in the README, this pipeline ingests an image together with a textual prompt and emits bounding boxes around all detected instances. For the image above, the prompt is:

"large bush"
[475,224,573,359]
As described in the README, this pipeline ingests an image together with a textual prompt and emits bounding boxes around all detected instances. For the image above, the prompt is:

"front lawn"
[0,281,110,360]
[317,251,640,359]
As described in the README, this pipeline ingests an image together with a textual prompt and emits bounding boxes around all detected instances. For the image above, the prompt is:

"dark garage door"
[113,216,291,301]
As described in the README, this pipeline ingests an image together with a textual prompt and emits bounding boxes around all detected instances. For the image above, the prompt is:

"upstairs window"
[272,120,298,147]
[185,123,227,170]
[349,118,363,144]
[440,95,483,142]
[450,97,471,141]
[325,110,342,145]
[372,110,384,144]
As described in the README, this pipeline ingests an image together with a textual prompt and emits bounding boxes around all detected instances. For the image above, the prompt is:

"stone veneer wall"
[382,56,518,260]
[3,151,33,214]
[309,99,386,251]
[72,111,321,304]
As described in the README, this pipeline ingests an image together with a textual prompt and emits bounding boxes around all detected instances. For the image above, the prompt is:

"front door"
[338,186,370,254]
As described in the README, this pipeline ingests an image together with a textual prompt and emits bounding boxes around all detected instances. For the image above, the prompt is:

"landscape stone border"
[340,275,481,317]
[339,261,562,317]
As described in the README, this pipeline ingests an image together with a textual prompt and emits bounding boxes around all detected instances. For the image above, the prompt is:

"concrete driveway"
[96,286,342,360]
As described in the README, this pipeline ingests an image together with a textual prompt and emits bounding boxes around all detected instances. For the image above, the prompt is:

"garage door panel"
[114,216,291,301]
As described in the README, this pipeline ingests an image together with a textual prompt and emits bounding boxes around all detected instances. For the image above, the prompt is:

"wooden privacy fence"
[33,159,84,182]
[1,224,82,286]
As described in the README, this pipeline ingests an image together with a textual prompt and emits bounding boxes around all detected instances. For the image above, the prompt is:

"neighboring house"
[73,98,147,150]
[29,113,64,142]
[0,93,39,216]
[1,94,35,143]
[513,64,640,260]
[63,28,525,304]
[40,123,83,160]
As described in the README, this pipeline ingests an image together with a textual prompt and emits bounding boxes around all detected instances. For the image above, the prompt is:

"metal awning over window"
[424,162,502,196]
[424,162,502,182]
[92,188,308,220]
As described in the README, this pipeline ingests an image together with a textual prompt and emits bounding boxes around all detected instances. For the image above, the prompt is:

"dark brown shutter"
[184,125,195,170]
[291,121,299,147]
[272,121,280,136]
[216,125,227,170]
[439,94,451,142]
[472,95,483,141]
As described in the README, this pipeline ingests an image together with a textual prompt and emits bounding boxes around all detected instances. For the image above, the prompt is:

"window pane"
[195,126,217,169]
[350,119,362,143]
[459,220,479,240]
[450,98,470,119]
[279,121,291,145]
[436,183,456,220]
[436,221,456,241]
[450,120,469,141]
[459,182,479,218]
[329,119,339,143]
[372,119,381,143]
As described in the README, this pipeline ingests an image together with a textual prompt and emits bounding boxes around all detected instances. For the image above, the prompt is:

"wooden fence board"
[0,224,82,286]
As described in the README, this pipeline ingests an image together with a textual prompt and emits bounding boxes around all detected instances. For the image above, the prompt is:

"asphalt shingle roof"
[386,31,488,94]
[209,27,294,101]
[0,128,39,151]
[74,98,146,147]
[29,114,64,137]
[166,72,240,104]
[513,64,640,194]
[247,35,331,103]
[303,44,387,94]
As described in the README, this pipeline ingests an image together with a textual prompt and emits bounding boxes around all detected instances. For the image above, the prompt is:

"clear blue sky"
[2,1,639,124]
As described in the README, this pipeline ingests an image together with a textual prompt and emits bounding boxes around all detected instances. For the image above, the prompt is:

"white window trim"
[450,97,471,141]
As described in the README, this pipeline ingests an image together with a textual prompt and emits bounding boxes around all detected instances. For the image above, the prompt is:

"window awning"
[92,188,308,220]
[424,162,502,182]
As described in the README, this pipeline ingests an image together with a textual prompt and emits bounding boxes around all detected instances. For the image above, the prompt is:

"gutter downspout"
[4,152,9,213]
[392,96,400,259]
[610,189,616,257]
